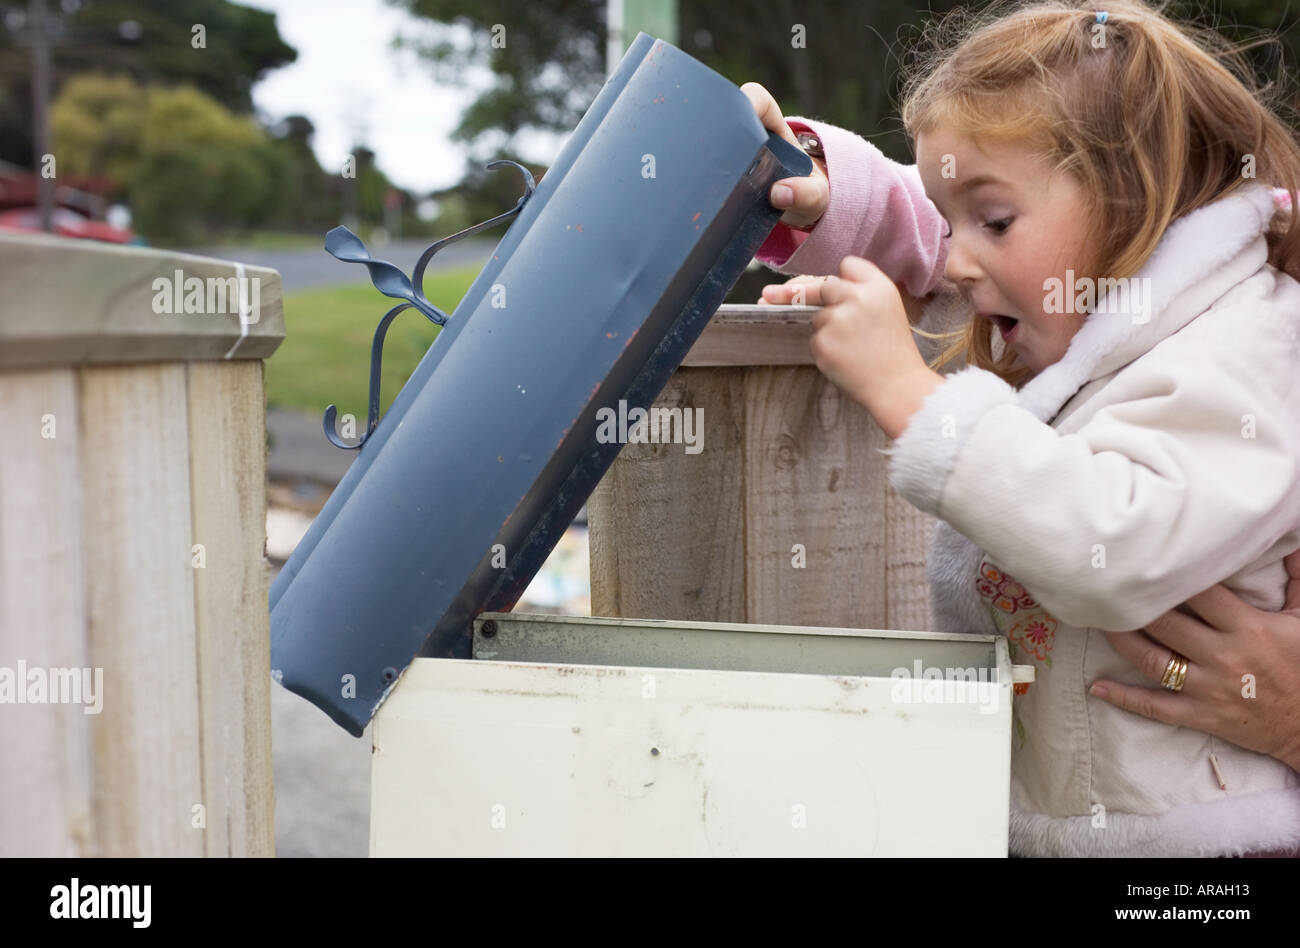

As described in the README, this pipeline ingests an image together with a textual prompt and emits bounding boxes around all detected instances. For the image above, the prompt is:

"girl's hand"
[806,256,941,437]
[740,82,829,229]
[756,273,835,307]
[1090,547,1300,773]
[758,273,929,326]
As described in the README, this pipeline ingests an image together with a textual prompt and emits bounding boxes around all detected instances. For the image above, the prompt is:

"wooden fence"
[589,303,938,631]
[0,232,283,856]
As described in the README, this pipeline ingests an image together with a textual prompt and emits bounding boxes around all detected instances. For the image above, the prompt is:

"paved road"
[182,237,498,294]
[271,662,374,856]
[267,408,358,485]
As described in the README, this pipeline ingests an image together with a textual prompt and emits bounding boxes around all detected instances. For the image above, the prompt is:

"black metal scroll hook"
[321,159,536,450]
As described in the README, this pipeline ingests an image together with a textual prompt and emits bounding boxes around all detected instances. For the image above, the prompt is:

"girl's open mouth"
[989,314,1020,341]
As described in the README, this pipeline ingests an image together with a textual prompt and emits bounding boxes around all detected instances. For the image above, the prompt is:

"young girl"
[748,0,1300,857]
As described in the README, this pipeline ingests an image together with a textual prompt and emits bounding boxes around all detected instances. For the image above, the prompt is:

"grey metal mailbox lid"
[269,32,813,737]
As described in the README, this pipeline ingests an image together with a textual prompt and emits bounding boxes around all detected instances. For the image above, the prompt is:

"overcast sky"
[241,0,569,194]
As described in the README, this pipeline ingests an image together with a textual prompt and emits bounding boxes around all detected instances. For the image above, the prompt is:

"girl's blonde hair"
[899,0,1300,387]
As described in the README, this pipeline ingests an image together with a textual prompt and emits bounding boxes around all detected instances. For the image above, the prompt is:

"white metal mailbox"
[370,613,1033,856]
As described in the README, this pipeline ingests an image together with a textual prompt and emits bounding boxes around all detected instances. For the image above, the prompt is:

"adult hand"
[740,82,829,229]
[1089,547,1300,773]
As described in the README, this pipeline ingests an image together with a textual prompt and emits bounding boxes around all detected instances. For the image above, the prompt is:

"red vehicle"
[0,206,137,244]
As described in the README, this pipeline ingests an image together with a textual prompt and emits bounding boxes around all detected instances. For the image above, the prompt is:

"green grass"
[266,265,482,419]
[234,230,328,251]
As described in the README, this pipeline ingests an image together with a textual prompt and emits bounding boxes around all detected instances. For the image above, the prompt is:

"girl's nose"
[942,235,982,286]
[941,227,977,283]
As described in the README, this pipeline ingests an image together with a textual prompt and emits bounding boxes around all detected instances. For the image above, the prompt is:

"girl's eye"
[985,217,1013,235]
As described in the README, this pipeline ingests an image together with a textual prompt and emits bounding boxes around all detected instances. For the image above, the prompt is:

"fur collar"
[1017,182,1278,423]
[920,182,1283,639]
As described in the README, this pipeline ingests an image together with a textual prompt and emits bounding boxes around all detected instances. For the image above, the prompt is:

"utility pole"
[31,0,53,232]
[607,0,677,74]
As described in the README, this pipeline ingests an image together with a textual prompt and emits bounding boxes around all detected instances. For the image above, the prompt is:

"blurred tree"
[51,73,292,242]
[265,114,343,233]
[0,0,296,167]
[390,0,1300,165]
[351,146,389,223]
[1165,0,1300,115]
[388,0,606,152]
[43,71,145,188]
[678,0,969,163]
[392,0,1300,299]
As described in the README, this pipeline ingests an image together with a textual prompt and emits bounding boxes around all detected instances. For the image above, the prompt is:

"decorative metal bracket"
[322,159,537,450]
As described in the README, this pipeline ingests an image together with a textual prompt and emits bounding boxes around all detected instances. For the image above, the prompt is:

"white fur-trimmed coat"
[885,183,1300,857]
[758,125,1300,857]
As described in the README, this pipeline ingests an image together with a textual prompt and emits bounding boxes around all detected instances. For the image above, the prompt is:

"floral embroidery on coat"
[976,558,1056,671]
[976,557,1059,750]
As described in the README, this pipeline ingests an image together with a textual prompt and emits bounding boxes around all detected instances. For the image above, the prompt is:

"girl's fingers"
[840,254,884,283]
[819,272,855,306]
[760,275,834,306]
[759,284,816,306]
[770,173,829,227]
[740,84,829,226]
[740,82,802,148]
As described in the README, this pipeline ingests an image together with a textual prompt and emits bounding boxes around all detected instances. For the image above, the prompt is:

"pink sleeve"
[755,117,950,298]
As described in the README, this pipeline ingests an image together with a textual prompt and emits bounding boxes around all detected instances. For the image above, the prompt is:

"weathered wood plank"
[0,369,97,856]
[684,299,971,369]
[886,486,935,631]
[79,364,205,856]
[186,360,275,856]
[680,304,818,366]
[0,232,284,368]
[592,300,943,633]
[741,366,888,628]
[589,370,747,621]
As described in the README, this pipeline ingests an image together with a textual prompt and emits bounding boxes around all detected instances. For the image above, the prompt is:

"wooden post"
[589,304,938,631]
[0,232,284,856]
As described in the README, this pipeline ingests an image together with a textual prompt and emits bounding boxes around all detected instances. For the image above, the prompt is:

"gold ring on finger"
[1160,651,1189,693]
